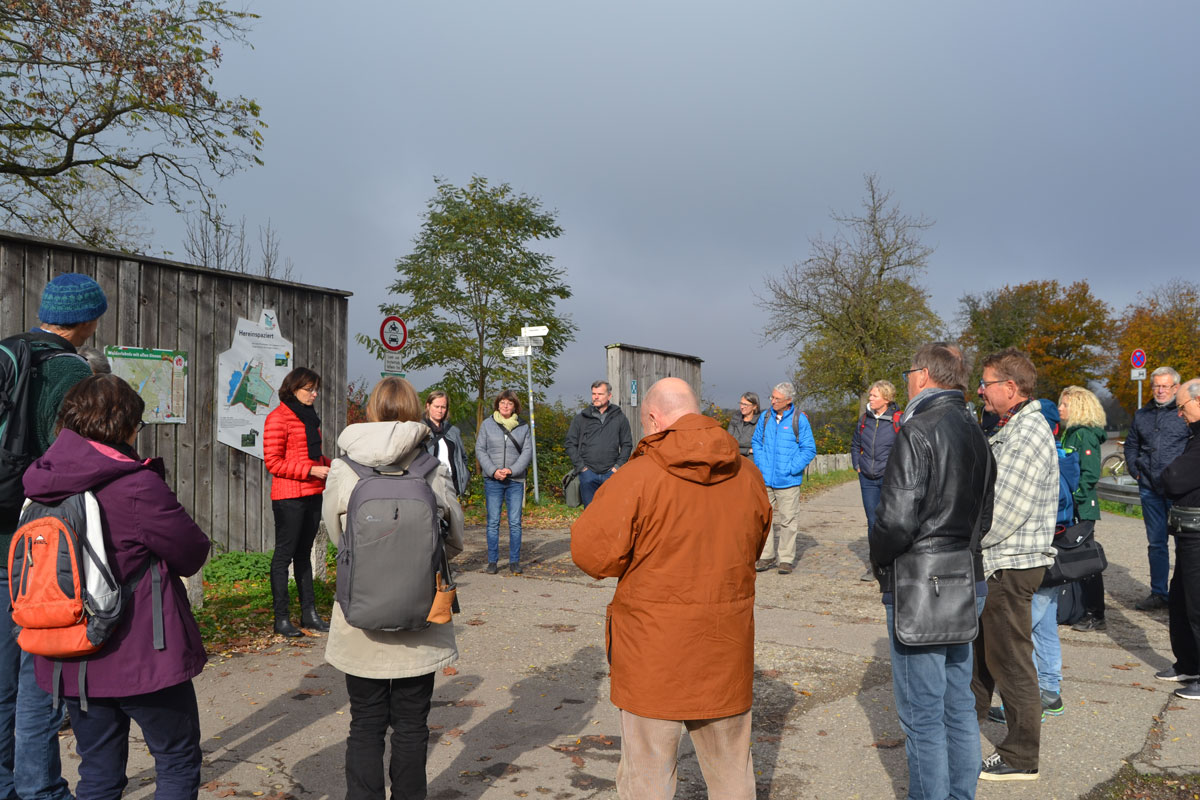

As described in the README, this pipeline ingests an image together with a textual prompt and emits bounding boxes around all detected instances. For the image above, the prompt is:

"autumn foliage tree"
[0,0,265,248]
[1106,280,1200,416]
[958,280,1112,398]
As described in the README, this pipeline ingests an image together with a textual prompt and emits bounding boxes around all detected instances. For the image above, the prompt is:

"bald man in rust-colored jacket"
[572,377,772,800]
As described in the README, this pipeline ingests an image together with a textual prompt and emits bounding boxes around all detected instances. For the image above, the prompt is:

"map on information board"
[105,346,188,424]
[216,310,292,459]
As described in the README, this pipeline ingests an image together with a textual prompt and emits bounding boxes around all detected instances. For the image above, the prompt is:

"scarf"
[493,410,519,431]
[994,398,1032,431]
[283,398,323,460]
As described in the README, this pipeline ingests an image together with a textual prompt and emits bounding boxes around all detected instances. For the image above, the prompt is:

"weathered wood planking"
[0,231,350,554]
[605,343,703,444]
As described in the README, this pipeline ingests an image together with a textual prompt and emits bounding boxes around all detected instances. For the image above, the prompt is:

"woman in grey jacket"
[322,377,464,800]
[476,389,532,574]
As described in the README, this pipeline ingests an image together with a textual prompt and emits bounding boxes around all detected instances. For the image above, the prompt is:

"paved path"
[60,479,1198,799]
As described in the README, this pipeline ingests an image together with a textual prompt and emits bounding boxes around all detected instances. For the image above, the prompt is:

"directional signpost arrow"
[521,325,549,337]
[503,345,532,358]
[515,336,544,347]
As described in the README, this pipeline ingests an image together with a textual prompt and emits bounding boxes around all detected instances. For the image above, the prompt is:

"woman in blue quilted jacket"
[852,380,901,580]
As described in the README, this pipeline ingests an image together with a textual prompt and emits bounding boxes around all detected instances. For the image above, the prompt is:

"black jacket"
[565,403,633,473]
[1161,419,1200,510]
[869,390,996,593]
[1125,399,1189,494]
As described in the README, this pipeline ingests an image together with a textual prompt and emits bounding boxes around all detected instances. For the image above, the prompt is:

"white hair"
[773,382,794,401]
[1151,366,1180,384]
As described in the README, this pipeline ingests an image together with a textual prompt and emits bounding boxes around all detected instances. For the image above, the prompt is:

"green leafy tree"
[958,280,1112,398]
[756,174,943,409]
[0,0,265,248]
[361,176,577,426]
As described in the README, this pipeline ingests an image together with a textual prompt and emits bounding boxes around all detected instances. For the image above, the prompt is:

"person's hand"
[495,468,512,480]
[309,465,330,479]
[580,467,590,472]
[611,466,619,473]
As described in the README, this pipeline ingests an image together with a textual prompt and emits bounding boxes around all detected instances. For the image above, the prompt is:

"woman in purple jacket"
[23,375,210,800]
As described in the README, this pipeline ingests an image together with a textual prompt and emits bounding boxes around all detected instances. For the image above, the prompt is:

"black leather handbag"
[1041,520,1107,588]
[893,548,978,646]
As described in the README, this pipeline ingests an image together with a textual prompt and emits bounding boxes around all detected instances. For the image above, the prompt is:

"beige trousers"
[761,485,802,565]
[616,709,754,800]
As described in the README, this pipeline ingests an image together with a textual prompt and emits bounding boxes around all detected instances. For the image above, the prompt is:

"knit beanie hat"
[39,274,108,325]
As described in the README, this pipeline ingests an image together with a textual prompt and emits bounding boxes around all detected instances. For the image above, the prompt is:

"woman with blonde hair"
[322,377,464,799]
[1058,385,1109,631]
[853,379,901,581]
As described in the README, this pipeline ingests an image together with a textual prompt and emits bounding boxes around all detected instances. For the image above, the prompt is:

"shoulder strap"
[500,423,524,455]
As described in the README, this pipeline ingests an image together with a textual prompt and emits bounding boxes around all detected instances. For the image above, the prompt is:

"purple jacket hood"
[23,429,160,501]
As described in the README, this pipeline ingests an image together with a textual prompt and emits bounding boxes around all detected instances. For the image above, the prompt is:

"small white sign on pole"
[515,336,544,346]
[521,325,549,337]
[503,345,532,358]
[382,351,405,374]
[1131,368,1147,381]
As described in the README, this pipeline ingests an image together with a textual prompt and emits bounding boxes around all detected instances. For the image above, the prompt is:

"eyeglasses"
[979,378,1007,389]
[1181,395,1199,410]
[901,367,926,380]
[136,420,147,433]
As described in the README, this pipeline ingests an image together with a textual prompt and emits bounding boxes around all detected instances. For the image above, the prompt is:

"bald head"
[641,378,700,433]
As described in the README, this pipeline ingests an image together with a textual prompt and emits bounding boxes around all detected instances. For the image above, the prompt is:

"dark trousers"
[344,672,435,800]
[1169,534,1200,675]
[972,566,1045,770]
[66,681,202,800]
[270,495,322,618]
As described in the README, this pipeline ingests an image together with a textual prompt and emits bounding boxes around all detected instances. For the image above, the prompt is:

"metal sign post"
[518,325,548,503]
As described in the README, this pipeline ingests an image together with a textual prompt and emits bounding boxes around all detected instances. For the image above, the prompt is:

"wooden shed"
[605,343,703,443]
[0,230,350,555]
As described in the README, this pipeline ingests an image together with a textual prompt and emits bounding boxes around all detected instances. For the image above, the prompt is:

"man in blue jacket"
[752,382,817,574]
[1125,367,1190,611]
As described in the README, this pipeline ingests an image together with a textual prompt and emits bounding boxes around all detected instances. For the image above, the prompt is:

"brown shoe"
[755,559,775,572]
[777,562,794,575]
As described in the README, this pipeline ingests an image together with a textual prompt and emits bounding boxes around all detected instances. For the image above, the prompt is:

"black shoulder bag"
[892,454,991,647]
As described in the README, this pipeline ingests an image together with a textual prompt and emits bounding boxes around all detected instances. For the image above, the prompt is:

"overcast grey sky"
[150,0,1198,408]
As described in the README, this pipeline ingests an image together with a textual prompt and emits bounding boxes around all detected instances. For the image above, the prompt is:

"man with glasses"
[972,348,1058,781]
[1125,367,1189,611]
[752,382,816,575]
[1159,378,1200,696]
[871,344,995,799]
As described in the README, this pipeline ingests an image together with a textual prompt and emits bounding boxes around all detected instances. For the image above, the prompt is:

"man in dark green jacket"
[1,272,107,800]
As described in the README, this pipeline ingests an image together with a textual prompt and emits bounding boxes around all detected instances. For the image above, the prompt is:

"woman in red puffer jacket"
[263,367,331,637]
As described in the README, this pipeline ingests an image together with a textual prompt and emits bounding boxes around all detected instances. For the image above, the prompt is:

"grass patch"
[1081,764,1200,799]
[800,468,858,499]
[196,546,336,652]
[1100,498,1144,519]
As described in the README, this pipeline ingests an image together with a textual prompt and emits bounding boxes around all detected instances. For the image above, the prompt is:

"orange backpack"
[7,492,162,707]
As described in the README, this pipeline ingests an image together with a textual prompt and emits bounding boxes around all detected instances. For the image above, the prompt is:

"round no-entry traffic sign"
[380,316,407,351]
[1131,349,1146,369]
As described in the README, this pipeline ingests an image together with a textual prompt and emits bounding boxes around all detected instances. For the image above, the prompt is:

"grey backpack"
[335,451,447,631]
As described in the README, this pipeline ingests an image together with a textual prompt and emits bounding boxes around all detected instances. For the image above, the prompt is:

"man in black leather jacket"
[870,343,996,800]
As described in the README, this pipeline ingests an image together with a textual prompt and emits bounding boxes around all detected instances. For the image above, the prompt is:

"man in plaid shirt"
[972,348,1058,782]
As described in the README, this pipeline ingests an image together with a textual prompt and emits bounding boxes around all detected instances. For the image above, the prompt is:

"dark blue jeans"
[483,477,524,565]
[859,474,884,536]
[1141,488,1173,599]
[66,681,201,800]
[886,596,986,800]
[578,468,614,507]
[0,568,71,800]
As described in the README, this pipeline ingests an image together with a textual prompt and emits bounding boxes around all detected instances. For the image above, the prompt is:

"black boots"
[274,617,303,637]
[301,605,329,632]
